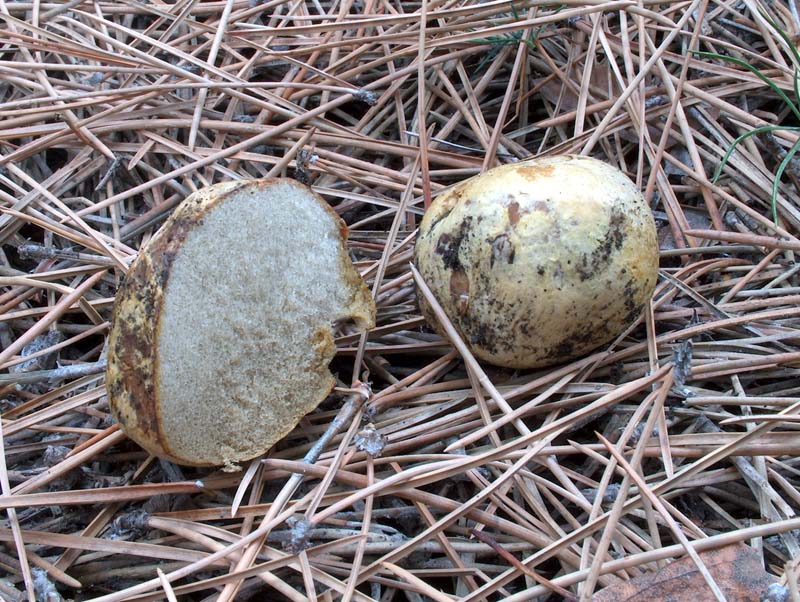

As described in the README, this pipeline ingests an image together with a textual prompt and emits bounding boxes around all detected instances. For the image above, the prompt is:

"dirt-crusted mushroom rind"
[414,155,659,369]
[107,178,375,467]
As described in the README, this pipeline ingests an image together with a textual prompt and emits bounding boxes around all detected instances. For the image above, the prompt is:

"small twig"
[217,383,372,601]
[684,229,800,251]
[93,156,121,192]
[18,243,121,267]
[0,360,107,385]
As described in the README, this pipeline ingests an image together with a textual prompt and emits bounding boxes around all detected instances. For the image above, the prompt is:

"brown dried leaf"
[593,544,776,602]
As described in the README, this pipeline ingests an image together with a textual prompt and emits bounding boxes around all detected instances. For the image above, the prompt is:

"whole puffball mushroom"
[414,155,659,369]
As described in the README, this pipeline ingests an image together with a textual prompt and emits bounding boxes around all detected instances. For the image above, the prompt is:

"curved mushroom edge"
[107,178,375,465]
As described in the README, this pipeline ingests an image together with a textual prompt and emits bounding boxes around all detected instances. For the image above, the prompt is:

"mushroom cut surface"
[107,178,375,468]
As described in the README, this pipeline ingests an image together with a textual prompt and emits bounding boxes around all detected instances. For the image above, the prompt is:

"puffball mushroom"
[414,155,659,369]
[106,178,375,468]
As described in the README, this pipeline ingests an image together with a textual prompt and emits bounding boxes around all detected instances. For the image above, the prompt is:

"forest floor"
[2,0,800,600]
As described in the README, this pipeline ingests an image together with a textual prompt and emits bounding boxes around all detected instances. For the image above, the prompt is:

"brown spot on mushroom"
[107,249,172,454]
[449,268,470,316]
[490,233,515,267]
[518,164,556,180]
[553,340,574,357]
[507,201,521,226]
[110,322,158,435]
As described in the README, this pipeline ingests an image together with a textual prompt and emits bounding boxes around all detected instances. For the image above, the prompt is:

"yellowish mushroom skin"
[414,155,659,369]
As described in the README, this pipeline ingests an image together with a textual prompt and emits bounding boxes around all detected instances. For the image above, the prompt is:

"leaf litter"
[1,0,800,600]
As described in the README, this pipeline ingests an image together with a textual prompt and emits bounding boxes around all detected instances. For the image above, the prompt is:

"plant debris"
[2,0,800,600]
